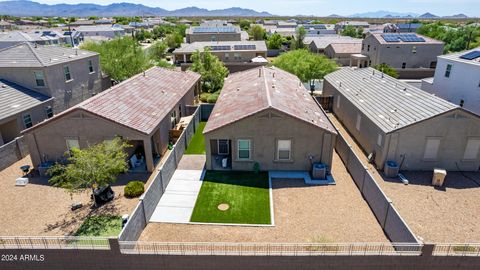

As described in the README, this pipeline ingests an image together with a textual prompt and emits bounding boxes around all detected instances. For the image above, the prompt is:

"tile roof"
[438,47,480,66]
[0,79,52,120]
[0,43,98,68]
[0,30,64,43]
[174,40,267,54]
[324,67,459,133]
[304,35,362,50]
[204,66,337,134]
[327,43,362,54]
[24,67,201,135]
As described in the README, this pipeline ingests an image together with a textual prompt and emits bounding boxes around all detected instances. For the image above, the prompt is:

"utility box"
[312,163,326,180]
[432,168,447,187]
[384,160,399,178]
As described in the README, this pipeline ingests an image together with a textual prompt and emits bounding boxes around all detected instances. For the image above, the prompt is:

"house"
[276,21,297,28]
[186,25,242,43]
[304,35,362,54]
[335,21,370,33]
[61,30,84,46]
[323,67,480,171]
[325,43,363,66]
[0,30,66,49]
[0,20,13,31]
[22,67,201,172]
[0,43,103,113]
[203,66,337,171]
[68,20,95,27]
[302,24,336,36]
[0,80,54,146]
[268,28,296,37]
[75,25,125,40]
[360,33,444,78]
[173,41,267,63]
[177,19,193,25]
[421,48,480,115]
[393,23,423,33]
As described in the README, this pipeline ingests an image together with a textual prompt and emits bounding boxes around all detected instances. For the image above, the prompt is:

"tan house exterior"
[22,67,201,172]
[325,43,362,66]
[0,43,103,113]
[186,25,242,43]
[203,67,337,171]
[324,67,480,171]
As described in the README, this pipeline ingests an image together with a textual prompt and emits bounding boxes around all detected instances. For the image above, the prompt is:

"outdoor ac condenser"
[384,161,400,178]
[312,163,326,180]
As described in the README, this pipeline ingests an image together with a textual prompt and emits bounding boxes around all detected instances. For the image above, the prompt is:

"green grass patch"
[190,171,271,224]
[74,215,122,237]
[453,245,477,253]
[185,121,207,155]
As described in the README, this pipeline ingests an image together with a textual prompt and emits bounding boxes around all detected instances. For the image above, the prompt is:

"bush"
[199,91,220,103]
[124,181,145,198]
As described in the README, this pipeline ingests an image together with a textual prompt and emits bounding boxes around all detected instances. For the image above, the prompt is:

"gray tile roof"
[204,66,337,134]
[0,79,52,120]
[0,43,98,68]
[0,30,64,42]
[174,41,267,54]
[304,35,362,50]
[438,47,480,66]
[325,67,458,133]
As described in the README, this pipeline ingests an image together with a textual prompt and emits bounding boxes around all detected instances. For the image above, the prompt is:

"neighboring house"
[61,30,84,46]
[128,22,150,29]
[323,67,480,171]
[421,48,480,115]
[75,25,125,40]
[94,18,115,25]
[186,25,242,43]
[0,80,53,146]
[385,23,423,33]
[0,43,103,113]
[304,35,363,54]
[0,30,66,49]
[0,20,13,31]
[22,67,201,172]
[302,24,336,36]
[203,66,337,171]
[335,21,370,33]
[173,41,267,63]
[68,20,95,27]
[277,21,297,28]
[360,33,444,72]
[325,43,363,66]
[268,28,296,37]
[177,19,193,25]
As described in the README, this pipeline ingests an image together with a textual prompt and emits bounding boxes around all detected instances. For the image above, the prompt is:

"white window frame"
[423,137,441,160]
[277,139,292,161]
[463,138,480,160]
[65,137,80,152]
[218,139,229,155]
[34,71,46,87]
[23,113,33,128]
[45,106,54,118]
[356,114,361,131]
[237,139,251,160]
[63,66,72,81]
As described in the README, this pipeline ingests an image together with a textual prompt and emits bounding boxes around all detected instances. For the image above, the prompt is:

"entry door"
[218,140,229,155]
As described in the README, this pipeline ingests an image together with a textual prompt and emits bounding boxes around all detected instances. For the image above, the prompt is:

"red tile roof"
[203,66,337,134]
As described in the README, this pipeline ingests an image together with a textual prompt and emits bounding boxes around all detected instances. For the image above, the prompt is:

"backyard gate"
[316,96,334,112]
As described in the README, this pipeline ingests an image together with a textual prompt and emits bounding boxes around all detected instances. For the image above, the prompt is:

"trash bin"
[432,168,447,187]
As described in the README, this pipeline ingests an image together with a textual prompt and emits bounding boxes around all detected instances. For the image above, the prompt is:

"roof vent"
[236,88,240,91]
[339,82,342,87]
[1,84,6,88]
[273,72,275,78]
[258,68,262,77]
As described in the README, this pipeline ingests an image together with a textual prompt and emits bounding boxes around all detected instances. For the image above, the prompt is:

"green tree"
[341,25,363,38]
[418,22,480,53]
[249,24,266,40]
[134,29,153,42]
[239,19,251,30]
[48,138,131,207]
[189,47,229,93]
[80,37,152,82]
[295,26,307,49]
[165,32,183,48]
[267,33,283,50]
[373,63,399,78]
[273,49,338,85]
[148,41,168,62]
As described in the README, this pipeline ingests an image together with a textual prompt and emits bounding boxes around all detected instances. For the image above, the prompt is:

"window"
[170,110,176,128]
[66,138,80,152]
[423,137,441,160]
[445,64,452,78]
[34,71,45,87]
[412,46,417,53]
[430,61,437,69]
[377,134,383,147]
[237,139,251,160]
[356,114,361,131]
[218,139,229,155]
[336,95,341,108]
[45,106,54,118]
[362,44,364,50]
[402,62,406,69]
[23,114,32,128]
[367,45,370,52]
[463,139,480,160]
[63,66,72,81]
[234,53,241,60]
[88,60,94,73]
[277,139,291,160]
[211,35,216,42]
[225,53,229,60]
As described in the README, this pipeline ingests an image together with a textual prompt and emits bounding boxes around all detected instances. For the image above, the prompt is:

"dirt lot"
[0,156,148,236]
[140,152,388,243]
[329,114,480,243]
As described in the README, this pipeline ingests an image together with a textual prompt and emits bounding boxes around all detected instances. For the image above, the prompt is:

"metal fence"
[0,236,110,250]
[118,241,422,256]
[433,244,480,256]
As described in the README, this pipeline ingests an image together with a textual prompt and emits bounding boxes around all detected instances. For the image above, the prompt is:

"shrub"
[124,181,145,198]
[206,92,220,103]
[199,92,210,103]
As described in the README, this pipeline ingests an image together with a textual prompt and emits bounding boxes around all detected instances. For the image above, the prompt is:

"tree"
[189,47,229,93]
[249,25,266,40]
[267,33,283,50]
[135,29,153,42]
[80,37,152,82]
[341,25,363,38]
[239,19,251,30]
[165,32,183,48]
[273,49,338,85]
[48,138,131,207]
[148,41,168,62]
[418,22,480,53]
[373,63,399,78]
[295,26,307,49]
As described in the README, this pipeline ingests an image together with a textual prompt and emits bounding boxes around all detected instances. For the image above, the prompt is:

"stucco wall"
[204,108,336,171]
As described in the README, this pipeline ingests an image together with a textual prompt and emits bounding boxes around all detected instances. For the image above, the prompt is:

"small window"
[218,139,229,155]
[423,137,441,160]
[234,53,241,60]
[23,114,33,128]
[237,139,251,160]
[367,45,370,52]
[402,62,406,69]
[170,110,176,128]
[412,46,417,53]
[45,106,54,118]
[66,138,80,152]
[361,44,364,50]
[377,134,383,147]
[34,71,45,87]
[277,139,291,160]
[463,139,480,160]
[336,95,341,108]
[356,114,361,131]
[225,53,229,60]
[88,60,94,73]
[64,66,72,81]
[445,64,452,78]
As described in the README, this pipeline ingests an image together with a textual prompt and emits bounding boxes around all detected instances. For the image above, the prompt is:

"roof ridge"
[24,42,46,66]
[262,66,272,108]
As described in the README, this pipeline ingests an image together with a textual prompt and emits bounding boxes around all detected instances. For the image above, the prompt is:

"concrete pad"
[269,171,336,185]
[171,170,204,181]
[157,193,198,208]
[150,206,194,223]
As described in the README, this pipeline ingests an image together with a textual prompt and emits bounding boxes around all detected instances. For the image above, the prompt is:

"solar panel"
[233,45,256,50]
[381,34,425,42]
[209,45,231,51]
[381,34,400,42]
[459,50,480,60]
[192,26,237,33]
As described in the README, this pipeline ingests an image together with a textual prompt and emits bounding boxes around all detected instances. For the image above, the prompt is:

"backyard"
[190,171,271,225]
[184,121,207,155]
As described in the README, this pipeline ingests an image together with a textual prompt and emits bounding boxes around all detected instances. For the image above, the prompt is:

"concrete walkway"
[149,155,205,224]
[269,171,335,185]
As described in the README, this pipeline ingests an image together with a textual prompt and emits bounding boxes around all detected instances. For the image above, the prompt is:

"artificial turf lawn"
[184,121,207,155]
[190,171,271,224]
[74,215,122,237]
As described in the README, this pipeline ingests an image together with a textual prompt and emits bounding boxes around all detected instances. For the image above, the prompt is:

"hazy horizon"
[2,0,480,17]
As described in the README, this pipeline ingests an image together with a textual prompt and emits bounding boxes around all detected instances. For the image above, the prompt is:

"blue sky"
[24,0,480,16]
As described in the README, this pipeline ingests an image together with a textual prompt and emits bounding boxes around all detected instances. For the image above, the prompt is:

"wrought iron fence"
[433,244,480,256]
[0,236,110,250]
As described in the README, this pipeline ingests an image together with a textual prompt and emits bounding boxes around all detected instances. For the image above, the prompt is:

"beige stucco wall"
[204,108,336,171]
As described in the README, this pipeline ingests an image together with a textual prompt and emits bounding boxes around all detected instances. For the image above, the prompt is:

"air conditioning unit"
[432,168,447,187]
[312,163,326,180]
[384,160,399,178]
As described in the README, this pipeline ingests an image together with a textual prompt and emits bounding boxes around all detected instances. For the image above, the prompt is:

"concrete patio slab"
[269,171,336,185]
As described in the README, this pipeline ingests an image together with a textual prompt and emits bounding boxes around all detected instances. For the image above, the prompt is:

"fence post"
[361,168,368,194]
[158,171,164,193]
[382,199,393,229]
[109,238,121,255]
[140,199,147,227]
[421,244,435,257]
[172,146,177,167]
